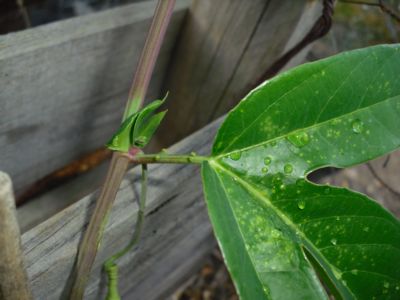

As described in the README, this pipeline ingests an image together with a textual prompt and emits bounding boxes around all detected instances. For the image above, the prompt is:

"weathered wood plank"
[22,115,399,300]
[21,117,223,300]
[0,172,32,300]
[0,0,189,195]
[17,160,110,232]
[158,0,320,146]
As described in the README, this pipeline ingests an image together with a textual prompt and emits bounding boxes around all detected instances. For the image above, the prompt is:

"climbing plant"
[104,44,400,299]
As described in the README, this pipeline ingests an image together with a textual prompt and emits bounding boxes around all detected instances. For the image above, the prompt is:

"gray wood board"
[17,117,400,300]
[17,160,110,233]
[158,0,318,146]
[21,117,222,300]
[0,0,189,195]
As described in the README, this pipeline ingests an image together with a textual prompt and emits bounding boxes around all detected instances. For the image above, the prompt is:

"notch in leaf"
[202,44,400,300]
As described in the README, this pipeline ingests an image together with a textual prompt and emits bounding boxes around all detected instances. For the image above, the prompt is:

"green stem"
[104,164,148,300]
[70,2,176,299]
[126,153,208,165]
[123,0,176,119]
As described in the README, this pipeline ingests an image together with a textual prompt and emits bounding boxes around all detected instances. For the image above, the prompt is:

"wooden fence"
[0,0,321,298]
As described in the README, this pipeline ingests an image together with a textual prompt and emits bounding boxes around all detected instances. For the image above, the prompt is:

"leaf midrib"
[216,94,400,159]
[207,162,271,299]
[211,160,353,299]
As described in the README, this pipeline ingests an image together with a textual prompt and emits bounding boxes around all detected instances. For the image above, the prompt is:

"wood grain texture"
[21,117,222,300]
[0,0,189,195]
[158,0,319,146]
[0,172,32,300]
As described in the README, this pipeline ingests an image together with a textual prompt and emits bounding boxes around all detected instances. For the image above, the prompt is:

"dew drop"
[264,156,272,165]
[384,281,390,288]
[287,131,310,148]
[272,174,283,185]
[352,119,364,134]
[261,167,269,173]
[297,200,306,210]
[363,227,370,232]
[229,151,242,161]
[284,164,293,174]
[330,238,337,245]
[271,229,281,238]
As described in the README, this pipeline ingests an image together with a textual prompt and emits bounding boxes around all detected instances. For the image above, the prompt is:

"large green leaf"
[202,44,400,299]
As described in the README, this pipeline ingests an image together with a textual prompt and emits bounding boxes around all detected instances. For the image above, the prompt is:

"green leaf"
[106,112,139,152]
[132,98,165,137]
[133,110,167,148]
[203,44,400,299]
[106,96,167,151]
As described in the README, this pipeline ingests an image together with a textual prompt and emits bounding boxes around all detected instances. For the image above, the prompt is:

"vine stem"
[125,152,208,165]
[123,0,176,119]
[104,164,148,300]
[70,1,176,299]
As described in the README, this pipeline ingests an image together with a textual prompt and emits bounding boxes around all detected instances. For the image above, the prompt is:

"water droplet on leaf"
[284,164,293,174]
[229,151,241,161]
[352,119,364,134]
[297,200,306,210]
[264,156,272,165]
[330,238,337,245]
[287,131,310,148]
[272,174,283,185]
[271,229,280,238]
[384,281,390,288]
[261,167,269,173]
